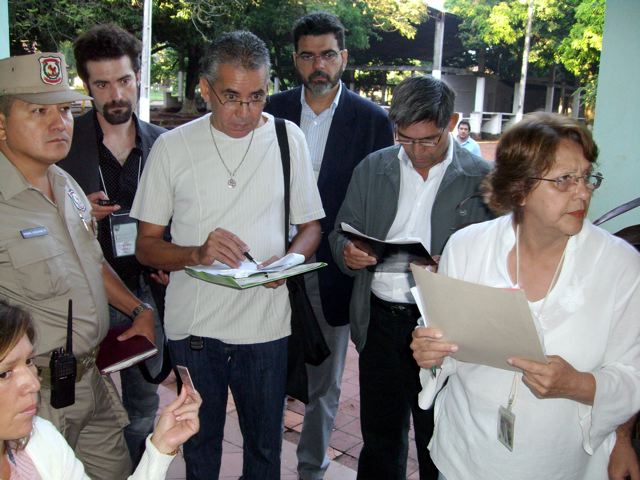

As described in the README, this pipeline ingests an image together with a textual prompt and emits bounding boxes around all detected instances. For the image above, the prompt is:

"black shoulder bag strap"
[275,118,292,244]
[274,118,330,404]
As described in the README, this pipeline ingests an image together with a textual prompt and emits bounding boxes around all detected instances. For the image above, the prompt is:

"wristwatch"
[131,302,154,318]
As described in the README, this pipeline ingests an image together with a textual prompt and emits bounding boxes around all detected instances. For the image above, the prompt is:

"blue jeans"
[109,276,163,466]
[169,335,288,480]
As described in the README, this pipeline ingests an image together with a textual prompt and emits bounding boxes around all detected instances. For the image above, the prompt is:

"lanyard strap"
[97,152,142,200]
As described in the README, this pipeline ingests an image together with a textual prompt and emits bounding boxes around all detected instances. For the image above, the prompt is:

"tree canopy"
[444,0,604,109]
[9,0,427,110]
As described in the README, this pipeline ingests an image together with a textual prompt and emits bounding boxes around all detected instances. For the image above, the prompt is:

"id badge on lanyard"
[100,152,142,258]
[109,210,137,257]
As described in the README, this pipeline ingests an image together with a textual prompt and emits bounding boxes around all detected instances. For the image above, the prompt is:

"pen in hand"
[244,251,268,277]
[243,251,259,267]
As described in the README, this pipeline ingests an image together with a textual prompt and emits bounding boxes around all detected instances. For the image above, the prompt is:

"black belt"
[371,294,420,317]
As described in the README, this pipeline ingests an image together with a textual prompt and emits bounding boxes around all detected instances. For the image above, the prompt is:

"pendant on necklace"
[227,178,237,189]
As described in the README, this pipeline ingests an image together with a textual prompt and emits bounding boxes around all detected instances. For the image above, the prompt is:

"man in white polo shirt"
[131,31,324,479]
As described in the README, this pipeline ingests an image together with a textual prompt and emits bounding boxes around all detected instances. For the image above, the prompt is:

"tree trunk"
[179,45,203,115]
[515,0,535,122]
[477,47,486,74]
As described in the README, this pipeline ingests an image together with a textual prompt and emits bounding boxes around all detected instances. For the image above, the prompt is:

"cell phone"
[97,199,117,206]
[176,365,195,392]
[49,348,76,409]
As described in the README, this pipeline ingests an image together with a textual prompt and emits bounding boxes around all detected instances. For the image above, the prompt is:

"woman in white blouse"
[411,112,640,480]
[0,299,202,479]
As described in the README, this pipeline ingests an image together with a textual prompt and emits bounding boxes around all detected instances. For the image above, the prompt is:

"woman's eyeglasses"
[530,172,604,192]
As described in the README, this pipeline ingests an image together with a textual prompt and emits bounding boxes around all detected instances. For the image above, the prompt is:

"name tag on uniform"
[20,226,49,239]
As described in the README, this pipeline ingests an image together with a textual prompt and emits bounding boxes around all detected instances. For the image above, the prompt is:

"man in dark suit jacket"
[57,24,167,468]
[265,12,393,480]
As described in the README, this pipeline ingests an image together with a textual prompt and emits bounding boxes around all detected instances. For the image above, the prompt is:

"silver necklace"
[209,123,255,188]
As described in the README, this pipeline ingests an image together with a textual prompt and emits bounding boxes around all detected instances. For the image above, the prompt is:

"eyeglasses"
[395,128,445,148]
[207,81,267,110]
[295,50,343,64]
[529,172,604,192]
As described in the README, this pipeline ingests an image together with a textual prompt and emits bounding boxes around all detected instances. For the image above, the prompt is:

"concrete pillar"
[470,112,483,135]
[545,85,554,112]
[571,90,580,118]
[474,76,485,112]
[512,82,520,114]
[177,71,184,100]
[591,0,640,232]
[432,11,445,80]
[0,0,8,59]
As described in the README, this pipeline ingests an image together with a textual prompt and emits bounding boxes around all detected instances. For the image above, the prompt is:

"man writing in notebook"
[131,31,324,479]
[265,12,393,479]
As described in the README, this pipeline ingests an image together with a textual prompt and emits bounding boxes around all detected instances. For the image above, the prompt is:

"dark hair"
[74,24,142,83]
[0,95,15,117]
[484,112,599,222]
[201,31,271,83]
[293,12,346,51]
[389,75,455,129]
[458,120,471,130]
[0,299,35,363]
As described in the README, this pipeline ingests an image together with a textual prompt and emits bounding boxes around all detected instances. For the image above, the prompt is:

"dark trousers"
[357,296,438,480]
[168,335,288,480]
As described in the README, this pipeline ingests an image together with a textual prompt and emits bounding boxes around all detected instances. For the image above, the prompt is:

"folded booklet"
[186,258,327,290]
[96,324,159,375]
[341,222,436,272]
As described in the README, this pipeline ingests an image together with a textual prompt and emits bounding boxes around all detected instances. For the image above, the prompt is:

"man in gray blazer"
[330,75,493,480]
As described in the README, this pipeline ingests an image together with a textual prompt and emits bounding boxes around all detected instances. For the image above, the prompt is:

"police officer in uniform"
[0,53,155,480]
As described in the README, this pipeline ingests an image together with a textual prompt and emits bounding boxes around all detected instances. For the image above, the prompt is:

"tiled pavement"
[148,340,421,479]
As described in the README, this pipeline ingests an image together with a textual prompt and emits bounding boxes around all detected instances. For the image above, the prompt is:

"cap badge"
[39,56,63,85]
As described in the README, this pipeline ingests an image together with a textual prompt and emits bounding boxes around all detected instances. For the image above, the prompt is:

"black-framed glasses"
[395,128,445,148]
[207,80,266,110]
[530,172,604,192]
[295,50,343,64]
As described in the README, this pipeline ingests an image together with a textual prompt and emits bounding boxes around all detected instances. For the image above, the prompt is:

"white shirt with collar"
[371,133,454,303]
[299,82,343,178]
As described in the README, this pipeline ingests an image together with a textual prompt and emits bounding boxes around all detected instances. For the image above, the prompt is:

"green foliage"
[8,0,427,103]
[445,0,603,111]
[557,0,603,80]
[9,0,142,54]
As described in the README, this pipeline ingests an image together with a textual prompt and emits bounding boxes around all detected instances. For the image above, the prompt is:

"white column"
[432,10,445,79]
[0,0,9,59]
[571,90,580,118]
[545,85,554,112]
[177,71,184,101]
[512,82,520,114]
[139,0,153,122]
[474,76,485,112]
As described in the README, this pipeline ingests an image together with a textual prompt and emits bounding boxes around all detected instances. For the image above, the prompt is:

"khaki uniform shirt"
[0,152,109,356]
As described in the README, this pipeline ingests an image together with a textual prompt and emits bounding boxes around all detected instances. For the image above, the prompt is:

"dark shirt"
[94,112,143,285]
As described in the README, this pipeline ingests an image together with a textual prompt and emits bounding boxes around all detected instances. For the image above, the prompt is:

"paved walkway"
[153,340,421,479]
